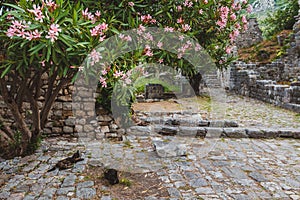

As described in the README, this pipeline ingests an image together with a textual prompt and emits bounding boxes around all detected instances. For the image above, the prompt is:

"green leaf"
[29,43,46,56]
[1,65,12,78]
[3,3,25,12]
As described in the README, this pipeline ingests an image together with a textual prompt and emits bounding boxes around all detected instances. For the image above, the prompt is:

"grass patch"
[134,77,180,94]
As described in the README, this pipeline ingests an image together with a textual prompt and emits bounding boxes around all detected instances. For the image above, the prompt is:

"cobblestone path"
[0,136,299,200]
[0,93,299,199]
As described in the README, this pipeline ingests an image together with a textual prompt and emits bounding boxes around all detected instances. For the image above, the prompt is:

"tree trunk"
[189,72,202,96]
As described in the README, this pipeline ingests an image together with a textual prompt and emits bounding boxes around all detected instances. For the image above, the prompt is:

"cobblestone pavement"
[0,136,299,200]
[1,93,300,199]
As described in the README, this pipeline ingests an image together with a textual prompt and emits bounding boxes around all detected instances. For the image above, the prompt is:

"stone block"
[63,126,74,133]
[205,128,223,138]
[196,128,207,138]
[209,120,225,127]
[223,128,248,138]
[178,127,198,137]
[153,140,187,158]
[127,126,151,135]
[65,117,76,126]
[100,126,110,134]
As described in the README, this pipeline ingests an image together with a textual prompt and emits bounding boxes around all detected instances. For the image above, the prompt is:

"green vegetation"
[260,0,299,38]
[134,77,180,94]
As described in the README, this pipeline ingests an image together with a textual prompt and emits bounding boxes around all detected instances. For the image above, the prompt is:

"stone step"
[126,125,300,139]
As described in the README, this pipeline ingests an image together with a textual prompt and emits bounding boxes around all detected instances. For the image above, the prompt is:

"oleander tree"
[0,0,251,158]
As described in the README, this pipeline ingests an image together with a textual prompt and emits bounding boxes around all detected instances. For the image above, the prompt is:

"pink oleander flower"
[203,0,208,4]
[144,45,153,57]
[99,76,107,88]
[164,26,174,32]
[90,28,98,36]
[177,17,184,24]
[90,49,102,65]
[158,59,163,63]
[82,8,89,18]
[101,69,107,75]
[233,29,240,37]
[230,13,237,21]
[28,4,44,22]
[144,32,153,41]
[242,0,247,4]
[114,70,124,78]
[177,5,182,12]
[157,41,163,49]
[128,2,134,7]
[216,20,226,29]
[235,23,241,30]
[6,28,16,38]
[46,24,61,42]
[177,53,183,59]
[25,31,34,41]
[199,9,203,14]
[183,0,193,7]
[16,29,26,38]
[241,15,247,24]
[46,32,57,42]
[247,5,253,13]
[40,60,46,67]
[49,24,61,35]
[179,35,184,41]
[243,24,248,31]
[95,10,101,18]
[45,0,58,12]
[182,24,191,32]
[195,44,201,51]
[225,46,231,54]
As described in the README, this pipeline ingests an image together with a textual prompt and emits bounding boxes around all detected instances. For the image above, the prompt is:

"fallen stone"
[224,120,239,127]
[153,140,187,157]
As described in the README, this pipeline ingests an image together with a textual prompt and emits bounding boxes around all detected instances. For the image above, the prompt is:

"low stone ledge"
[223,128,248,138]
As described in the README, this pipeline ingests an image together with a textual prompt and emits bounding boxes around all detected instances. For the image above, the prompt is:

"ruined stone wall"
[0,78,121,138]
[229,63,300,112]
[235,18,263,49]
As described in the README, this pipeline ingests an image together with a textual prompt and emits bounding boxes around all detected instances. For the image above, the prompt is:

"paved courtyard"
[0,93,299,200]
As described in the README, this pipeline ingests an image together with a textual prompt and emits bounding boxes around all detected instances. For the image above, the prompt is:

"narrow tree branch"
[40,70,75,128]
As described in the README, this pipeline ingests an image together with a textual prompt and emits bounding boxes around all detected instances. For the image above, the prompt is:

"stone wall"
[229,63,300,112]
[0,78,122,138]
[235,18,263,49]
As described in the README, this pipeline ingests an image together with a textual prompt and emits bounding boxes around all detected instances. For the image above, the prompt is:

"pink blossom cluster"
[82,8,101,24]
[28,4,45,22]
[164,26,175,32]
[231,3,242,11]
[216,6,229,29]
[44,0,58,12]
[119,34,132,42]
[46,24,61,42]
[90,49,102,65]
[99,76,107,88]
[177,40,192,58]
[6,20,42,41]
[137,24,146,35]
[144,45,153,57]
[183,0,193,8]
[140,14,156,24]
[229,29,240,43]
[181,24,191,32]
[90,23,108,39]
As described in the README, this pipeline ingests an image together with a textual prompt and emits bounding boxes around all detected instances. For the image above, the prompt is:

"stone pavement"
[1,93,300,200]
[0,135,299,200]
